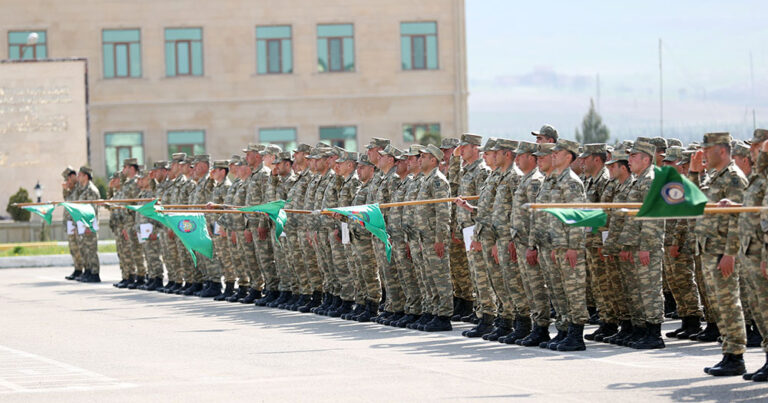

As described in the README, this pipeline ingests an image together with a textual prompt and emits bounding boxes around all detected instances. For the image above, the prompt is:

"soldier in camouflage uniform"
[187,155,220,297]
[268,151,300,309]
[119,158,148,289]
[135,166,165,290]
[108,173,133,287]
[226,156,259,302]
[300,147,328,311]
[163,154,193,293]
[73,166,102,283]
[236,144,267,301]
[412,145,453,331]
[454,133,494,337]
[690,132,748,376]
[62,166,85,280]
[248,146,279,305]
[218,156,247,301]
[207,160,234,299]
[152,160,176,292]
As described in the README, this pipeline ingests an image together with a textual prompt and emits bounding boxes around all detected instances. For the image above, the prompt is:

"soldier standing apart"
[73,166,101,282]
[62,166,85,280]
[135,165,165,290]
[120,159,148,289]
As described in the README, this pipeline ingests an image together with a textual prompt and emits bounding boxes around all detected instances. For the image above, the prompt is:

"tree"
[6,187,31,222]
[575,98,610,144]
[419,131,442,147]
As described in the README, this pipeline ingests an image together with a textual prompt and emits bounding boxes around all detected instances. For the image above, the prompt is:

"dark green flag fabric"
[59,202,97,231]
[329,203,391,262]
[22,204,55,225]
[542,208,607,233]
[238,200,288,240]
[636,166,708,219]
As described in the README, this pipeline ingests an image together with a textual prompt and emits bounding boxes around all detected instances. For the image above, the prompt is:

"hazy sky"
[465,1,768,143]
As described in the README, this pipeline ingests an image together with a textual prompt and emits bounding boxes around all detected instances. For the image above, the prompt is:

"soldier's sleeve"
[244,180,259,230]
[448,155,461,195]
[434,177,451,244]
[724,172,747,255]
[617,182,643,248]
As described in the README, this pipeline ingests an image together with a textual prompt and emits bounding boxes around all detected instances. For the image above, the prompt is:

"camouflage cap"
[405,144,425,156]
[440,137,460,149]
[480,137,498,152]
[123,157,138,166]
[315,141,331,148]
[230,155,241,163]
[459,133,483,146]
[552,138,580,154]
[212,160,230,169]
[366,137,390,149]
[275,151,293,162]
[378,144,403,159]
[242,143,265,153]
[357,154,374,166]
[153,160,169,170]
[532,143,556,156]
[749,128,768,144]
[650,137,668,151]
[492,138,519,151]
[667,138,683,147]
[732,141,750,158]
[701,132,732,148]
[605,150,629,165]
[331,146,346,158]
[171,152,187,163]
[336,151,358,163]
[577,143,607,158]
[618,140,634,152]
[79,165,93,176]
[110,171,121,180]
[606,145,615,153]
[515,141,538,155]
[61,165,76,179]
[260,144,282,156]
[629,140,655,158]
[193,154,211,164]
[531,124,559,141]
[420,144,443,160]
[677,150,694,166]
[662,146,684,162]
[294,143,312,153]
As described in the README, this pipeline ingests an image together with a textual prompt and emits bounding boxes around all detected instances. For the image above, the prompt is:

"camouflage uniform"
[337,167,361,303]
[121,174,147,277]
[211,176,233,283]
[474,166,508,320]
[190,172,217,282]
[447,153,473,302]
[319,166,346,297]
[64,181,85,272]
[584,164,614,323]
[312,168,336,294]
[350,173,381,305]
[137,185,164,280]
[303,168,325,292]
[220,174,246,286]
[231,172,260,291]
[390,171,422,315]
[269,170,298,293]
[286,167,314,295]
[172,172,196,284]
[371,161,405,314]
[597,175,631,323]
[404,172,429,314]
[77,179,101,273]
[246,163,276,291]
[744,150,768,352]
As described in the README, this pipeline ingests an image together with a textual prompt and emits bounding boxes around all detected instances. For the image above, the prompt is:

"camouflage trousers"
[160,231,181,282]
[538,246,568,331]
[392,236,422,315]
[283,232,305,294]
[77,231,100,274]
[271,230,292,292]
[141,235,164,278]
[449,238,474,301]
[616,255,646,326]
[629,250,664,324]
[124,229,147,277]
[67,231,85,271]
[514,241,550,327]
[700,253,746,355]
[418,234,453,317]
[479,236,513,320]
[663,250,703,318]
[551,248,589,326]
[740,247,768,352]
[339,242,356,302]
[299,230,322,293]
[254,232,278,291]
[213,235,235,283]
[374,236,405,313]
[737,248,758,327]
[585,265,595,309]
[494,238,530,319]
[174,236,194,282]
[351,233,380,304]
[227,232,245,283]
[114,234,129,279]
[326,230,347,297]
[410,237,431,314]
[234,231,258,289]
[586,247,623,324]
[602,256,630,322]
[311,230,332,293]
[467,236,496,317]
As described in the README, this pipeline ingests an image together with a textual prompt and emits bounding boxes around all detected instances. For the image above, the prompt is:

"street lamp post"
[33,181,47,241]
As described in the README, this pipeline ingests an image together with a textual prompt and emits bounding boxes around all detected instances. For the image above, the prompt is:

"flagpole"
[526,202,729,209]
[12,198,154,207]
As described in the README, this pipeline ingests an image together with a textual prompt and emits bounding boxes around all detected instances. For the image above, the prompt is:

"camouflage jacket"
[489,165,522,242]
[220,177,241,230]
[456,158,489,230]
[210,177,232,227]
[303,171,322,230]
[415,167,451,243]
[372,166,400,225]
[120,176,140,230]
[79,181,100,220]
[603,175,634,255]
[511,167,544,246]
[548,167,586,249]
[617,165,664,250]
[403,173,424,240]
[691,160,747,256]
[230,177,249,231]
[447,155,462,232]
[585,166,611,246]
[269,172,297,230]
[63,183,80,223]
[313,170,337,231]
[351,178,373,239]
[473,169,503,241]
[245,164,271,229]
[530,173,556,249]
[388,174,412,239]
[740,152,768,256]
[286,168,312,230]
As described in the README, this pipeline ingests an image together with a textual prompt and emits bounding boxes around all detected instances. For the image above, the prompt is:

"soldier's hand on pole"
[669,245,680,258]
[718,254,735,278]
[434,242,445,258]
[638,250,650,266]
[508,241,517,263]
[565,249,578,268]
[491,244,499,265]
[245,229,253,243]
[526,248,538,266]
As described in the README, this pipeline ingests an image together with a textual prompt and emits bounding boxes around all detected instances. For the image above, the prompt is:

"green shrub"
[93,176,108,199]
[6,187,32,222]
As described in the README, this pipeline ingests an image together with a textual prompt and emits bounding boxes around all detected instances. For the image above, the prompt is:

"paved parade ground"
[0,264,766,402]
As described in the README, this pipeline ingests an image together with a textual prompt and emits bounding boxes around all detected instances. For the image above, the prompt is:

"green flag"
[238,200,287,240]
[161,213,213,266]
[125,199,164,222]
[542,208,607,233]
[59,202,97,231]
[329,203,391,262]
[636,166,708,219]
[22,204,55,225]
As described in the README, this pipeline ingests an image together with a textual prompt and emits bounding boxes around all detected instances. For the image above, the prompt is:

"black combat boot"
[267,291,291,308]
[342,303,363,320]
[329,300,354,318]
[518,325,551,347]
[144,277,162,290]
[374,311,393,324]
[587,306,599,325]
[194,281,211,297]
[127,275,145,289]
[298,291,323,313]
[214,282,235,301]
[255,290,280,306]
[383,312,404,326]
[156,280,172,293]
[169,282,184,294]
[595,322,618,342]
[311,293,331,314]
[182,282,203,296]
[319,295,341,316]
[66,270,82,281]
[113,277,128,288]
[395,313,419,328]
[281,293,300,310]
[462,314,494,338]
[502,316,532,345]
[174,282,190,294]
[745,353,768,381]
[117,274,135,289]
[412,314,434,330]
[461,310,478,323]
[75,269,91,282]
[747,321,763,348]
[355,300,378,322]
[80,271,101,283]
[484,317,512,342]
[671,316,703,339]
[605,320,632,344]
[631,323,665,349]
[543,329,568,349]
[423,315,452,332]
[557,323,587,351]
[240,288,262,303]
[663,291,678,319]
[691,322,720,342]
[199,281,222,298]
[585,321,608,341]
[707,354,746,376]
[451,298,473,322]
[623,325,647,347]
[227,286,248,302]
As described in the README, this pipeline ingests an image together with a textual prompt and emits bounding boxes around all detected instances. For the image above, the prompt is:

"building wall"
[0,0,468,177]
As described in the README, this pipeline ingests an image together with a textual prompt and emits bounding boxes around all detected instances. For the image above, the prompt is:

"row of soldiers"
[62,126,768,381]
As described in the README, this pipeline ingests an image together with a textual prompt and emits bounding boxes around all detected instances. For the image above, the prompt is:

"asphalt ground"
[1,264,766,402]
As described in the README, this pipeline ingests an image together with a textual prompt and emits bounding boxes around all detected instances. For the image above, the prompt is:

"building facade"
[1,0,468,177]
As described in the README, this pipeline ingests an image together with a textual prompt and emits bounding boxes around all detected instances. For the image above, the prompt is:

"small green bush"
[6,188,32,222]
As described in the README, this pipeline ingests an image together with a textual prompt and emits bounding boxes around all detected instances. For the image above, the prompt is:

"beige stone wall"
[0,60,88,219]
[0,0,467,177]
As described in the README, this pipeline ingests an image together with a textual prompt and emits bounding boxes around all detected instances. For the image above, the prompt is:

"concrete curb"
[0,253,118,268]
